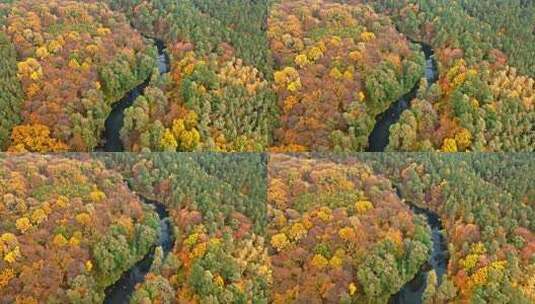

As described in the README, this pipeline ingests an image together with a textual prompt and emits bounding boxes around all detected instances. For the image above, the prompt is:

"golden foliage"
[271,233,289,252]
[171,113,201,151]
[316,207,333,221]
[0,268,15,288]
[9,124,68,152]
[17,58,43,80]
[3,246,21,264]
[289,223,307,241]
[89,189,106,202]
[35,46,49,59]
[75,212,92,226]
[85,260,93,272]
[360,31,376,42]
[310,254,329,269]
[52,234,68,247]
[191,242,207,259]
[295,54,310,67]
[441,138,458,152]
[96,27,111,36]
[68,59,80,69]
[338,227,355,241]
[455,128,472,151]
[30,208,47,225]
[55,195,69,208]
[329,255,343,268]
[355,200,373,214]
[348,282,358,296]
[15,217,32,234]
[307,46,324,62]
[349,51,363,63]
[160,128,178,151]
[329,67,343,79]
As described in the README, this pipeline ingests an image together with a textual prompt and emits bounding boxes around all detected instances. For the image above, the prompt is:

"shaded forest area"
[0,0,532,152]
[96,153,270,303]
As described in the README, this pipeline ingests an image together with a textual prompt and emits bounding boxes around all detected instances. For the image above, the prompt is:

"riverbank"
[101,38,169,152]
[390,188,449,304]
[367,42,438,152]
[103,195,174,303]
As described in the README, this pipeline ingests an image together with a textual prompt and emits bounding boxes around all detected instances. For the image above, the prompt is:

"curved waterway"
[103,194,174,304]
[367,42,438,152]
[390,187,449,304]
[101,38,169,152]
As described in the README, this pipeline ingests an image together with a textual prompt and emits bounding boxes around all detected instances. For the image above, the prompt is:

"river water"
[389,187,449,304]
[103,196,174,304]
[101,38,169,152]
[367,42,438,152]
[98,32,446,304]
[100,38,174,303]
[367,41,449,303]
[389,203,448,304]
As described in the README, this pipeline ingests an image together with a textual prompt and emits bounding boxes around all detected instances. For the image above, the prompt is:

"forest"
[0,153,270,304]
[363,0,535,151]
[267,154,431,303]
[0,155,160,303]
[348,153,535,303]
[1,153,532,303]
[95,153,270,303]
[0,0,155,151]
[0,0,531,152]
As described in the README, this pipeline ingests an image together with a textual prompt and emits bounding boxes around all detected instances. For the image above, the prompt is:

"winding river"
[103,194,174,304]
[367,42,438,152]
[101,38,170,152]
[367,39,448,303]
[390,187,449,304]
[97,32,446,303]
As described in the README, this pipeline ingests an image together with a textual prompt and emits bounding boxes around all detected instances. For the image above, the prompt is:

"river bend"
[101,38,169,152]
[367,42,438,152]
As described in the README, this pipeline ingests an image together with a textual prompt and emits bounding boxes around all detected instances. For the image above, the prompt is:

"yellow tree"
[9,124,68,152]
[441,138,458,152]
[160,128,178,151]
[15,217,32,234]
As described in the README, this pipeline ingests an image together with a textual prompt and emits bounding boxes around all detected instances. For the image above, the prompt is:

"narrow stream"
[367,42,438,152]
[390,187,449,304]
[101,38,169,152]
[103,195,174,304]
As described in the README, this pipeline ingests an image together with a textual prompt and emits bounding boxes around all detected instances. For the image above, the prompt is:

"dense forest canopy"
[104,0,278,152]
[0,155,160,303]
[267,155,431,303]
[97,153,270,303]
[360,0,535,151]
[1,153,270,304]
[0,0,156,151]
[0,153,533,303]
[0,0,532,152]
[267,0,424,151]
[347,153,535,303]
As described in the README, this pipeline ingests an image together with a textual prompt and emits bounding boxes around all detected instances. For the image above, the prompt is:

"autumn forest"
[0,153,533,304]
[0,0,533,152]
[0,0,534,303]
